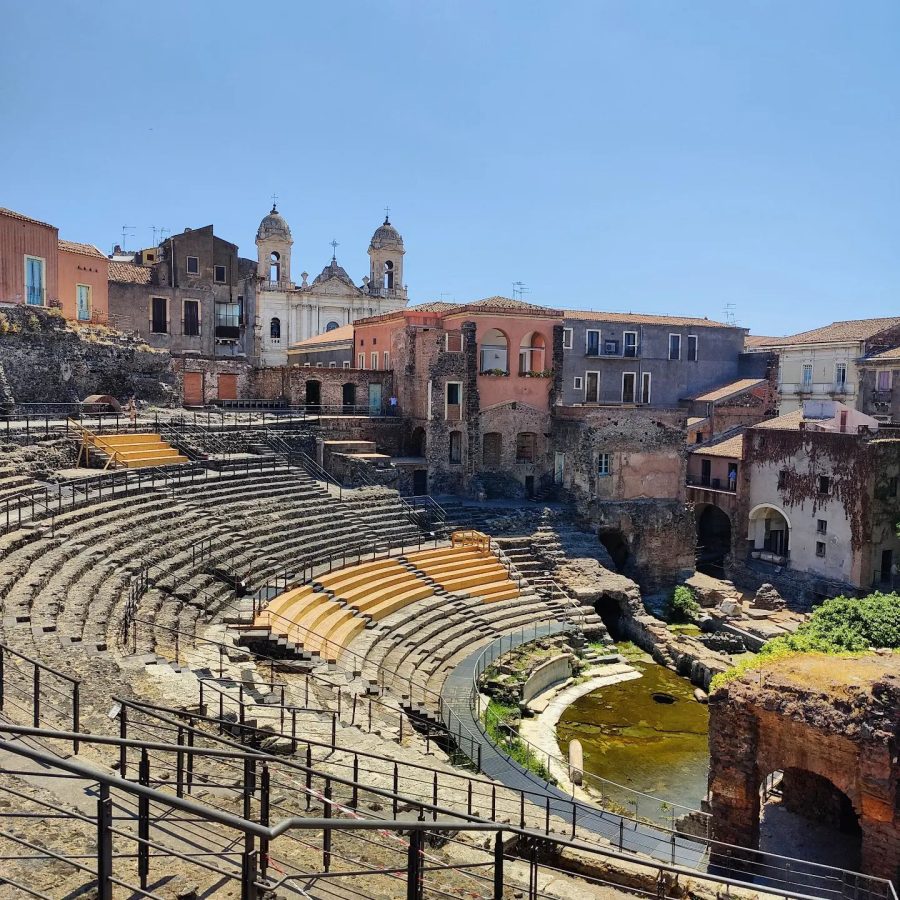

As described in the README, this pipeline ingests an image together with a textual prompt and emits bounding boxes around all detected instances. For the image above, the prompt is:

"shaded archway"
[410,426,426,457]
[518,331,546,374]
[697,504,732,578]
[479,328,509,374]
[748,503,790,559]
[598,527,630,572]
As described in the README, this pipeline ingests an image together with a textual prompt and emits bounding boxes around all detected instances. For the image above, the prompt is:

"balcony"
[686,476,735,493]
[781,381,855,396]
[259,279,295,292]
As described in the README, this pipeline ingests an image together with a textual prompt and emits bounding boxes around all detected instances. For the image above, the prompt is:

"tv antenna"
[150,226,170,246]
[512,281,528,300]
[121,225,135,248]
[724,303,737,326]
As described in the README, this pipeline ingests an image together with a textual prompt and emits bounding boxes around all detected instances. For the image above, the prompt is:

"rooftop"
[861,346,900,363]
[288,323,354,349]
[693,378,766,403]
[752,409,809,431]
[58,239,106,259]
[444,296,563,317]
[757,317,900,347]
[108,261,152,285]
[0,207,55,230]
[564,309,732,328]
[745,334,782,348]
[691,431,744,458]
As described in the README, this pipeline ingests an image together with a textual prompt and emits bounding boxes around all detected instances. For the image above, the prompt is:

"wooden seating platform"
[406,545,519,603]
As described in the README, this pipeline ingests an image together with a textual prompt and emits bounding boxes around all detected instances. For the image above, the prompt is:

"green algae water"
[556,659,709,820]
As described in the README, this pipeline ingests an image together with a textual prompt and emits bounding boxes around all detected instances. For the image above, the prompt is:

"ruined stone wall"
[172,356,252,404]
[0,305,177,405]
[251,365,393,410]
[707,654,900,882]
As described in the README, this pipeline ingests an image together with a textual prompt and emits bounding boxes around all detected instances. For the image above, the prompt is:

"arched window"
[325,320,340,332]
[270,317,281,340]
[269,251,280,283]
[383,260,394,290]
[480,328,509,374]
[518,331,546,375]
[449,431,462,465]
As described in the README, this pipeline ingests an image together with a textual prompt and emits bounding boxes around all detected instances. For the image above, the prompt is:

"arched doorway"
[305,380,321,409]
[697,504,732,578]
[598,527,630,572]
[479,328,509,374]
[759,768,862,872]
[341,383,356,413]
[748,504,791,560]
[410,426,426,458]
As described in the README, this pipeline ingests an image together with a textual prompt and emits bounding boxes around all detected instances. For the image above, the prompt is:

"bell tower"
[367,214,406,299]
[256,204,293,286]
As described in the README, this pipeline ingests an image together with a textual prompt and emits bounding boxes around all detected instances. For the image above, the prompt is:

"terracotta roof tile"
[108,261,152,285]
[752,410,807,430]
[288,324,354,349]
[444,296,562,317]
[564,309,732,328]
[745,334,781,348]
[0,207,55,230]
[760,317,900,347]
[690,432,744,458]
[693,378,766,403]
[861,346,900,363]
[58,238,106,259]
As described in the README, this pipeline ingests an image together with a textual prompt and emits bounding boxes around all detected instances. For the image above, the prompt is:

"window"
[818,475,831,495]
[816,541,826,558]
[694,432,705,444]
[215,302,240,339]
[329,361,337,368]
[515,432,536,463]
[817,519,827,535]
[445,332,463,352]
[186,256,199,275]
[269,251,280,282]
[835,363,847,388]
[446,382,462,420]
[598,453,611,476]
[214,265,227,283]
[449,431,462,464]
[150,297,168,334]
[802,363,813,388]
[183,299,200,336]
[573,376,583,391]
[877,370,892,391]
[371,352,378,370]
[562,328,573,350]
[623,331,637,358]
[668,334,681,360]
[383,260,394,290]
[372,337,377,345]
[76,284,91,321]
[383,351,390,369]
[586,330,600,356]
[270,317,281,341]
[584,371,599,403]
[24,256,45,306]
[480,328,509,373]
[621,372,636,404]
[604,339,619,355]
[343,361,351,369]
[640,372,651,404]
[325,320,340,332]
[687,335,698,362]
[357,353,365,369]
[778,469,789,489]
[483,433,502,466]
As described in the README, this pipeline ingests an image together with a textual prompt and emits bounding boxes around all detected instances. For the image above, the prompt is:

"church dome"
[257,205,291,242]
[369,216,403,250]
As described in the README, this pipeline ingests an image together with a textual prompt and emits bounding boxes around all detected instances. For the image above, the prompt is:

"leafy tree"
[670,585,700,623]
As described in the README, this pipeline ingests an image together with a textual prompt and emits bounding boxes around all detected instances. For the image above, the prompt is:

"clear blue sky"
[2,1,898,335]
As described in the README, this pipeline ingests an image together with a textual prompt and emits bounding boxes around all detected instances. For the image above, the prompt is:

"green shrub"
[483,700,555,783]
[670,585,700,623]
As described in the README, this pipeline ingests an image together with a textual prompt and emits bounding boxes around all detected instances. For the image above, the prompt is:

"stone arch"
[748,503,791,557]
[696,503,732,577]
[598,526,630,571]
[518,330,546,374]
[479,327,509,374]
[383,260,394,290]
[269,251,280,282]
[325,320,340,332]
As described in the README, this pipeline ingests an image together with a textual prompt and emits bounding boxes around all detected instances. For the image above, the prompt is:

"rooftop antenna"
[512,281,528,300]
[724,303,737,326]
[150,226,169,246]
[121,225,135,248]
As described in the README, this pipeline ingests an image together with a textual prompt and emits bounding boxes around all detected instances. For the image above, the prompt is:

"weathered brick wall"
[251,366,393,410]
[173,357,252,404]
[0,305,177,404]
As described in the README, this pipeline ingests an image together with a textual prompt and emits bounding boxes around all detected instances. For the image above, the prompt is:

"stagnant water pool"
[556,657,710,820]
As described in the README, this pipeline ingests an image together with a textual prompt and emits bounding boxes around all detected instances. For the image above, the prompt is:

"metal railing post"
[138,750,150,888]
[96,783,113,900]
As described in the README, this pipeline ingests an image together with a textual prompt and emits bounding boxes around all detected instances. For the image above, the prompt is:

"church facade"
[254,206,409,366]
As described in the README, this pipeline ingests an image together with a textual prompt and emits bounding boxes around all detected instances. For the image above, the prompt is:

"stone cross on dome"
[330,239,339,260]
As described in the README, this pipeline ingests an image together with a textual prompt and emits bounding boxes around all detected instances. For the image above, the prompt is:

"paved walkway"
[439,627,709,871]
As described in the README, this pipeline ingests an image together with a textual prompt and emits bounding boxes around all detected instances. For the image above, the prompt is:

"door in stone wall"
[217,374,238,401]
[368,382,382,415]
[183,372,203,407]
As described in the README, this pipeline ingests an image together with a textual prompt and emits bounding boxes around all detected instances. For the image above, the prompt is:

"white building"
[751,317,900,416]
[254,206,409,366]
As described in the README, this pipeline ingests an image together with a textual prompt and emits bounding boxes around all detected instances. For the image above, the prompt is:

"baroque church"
[254,206,409,365]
